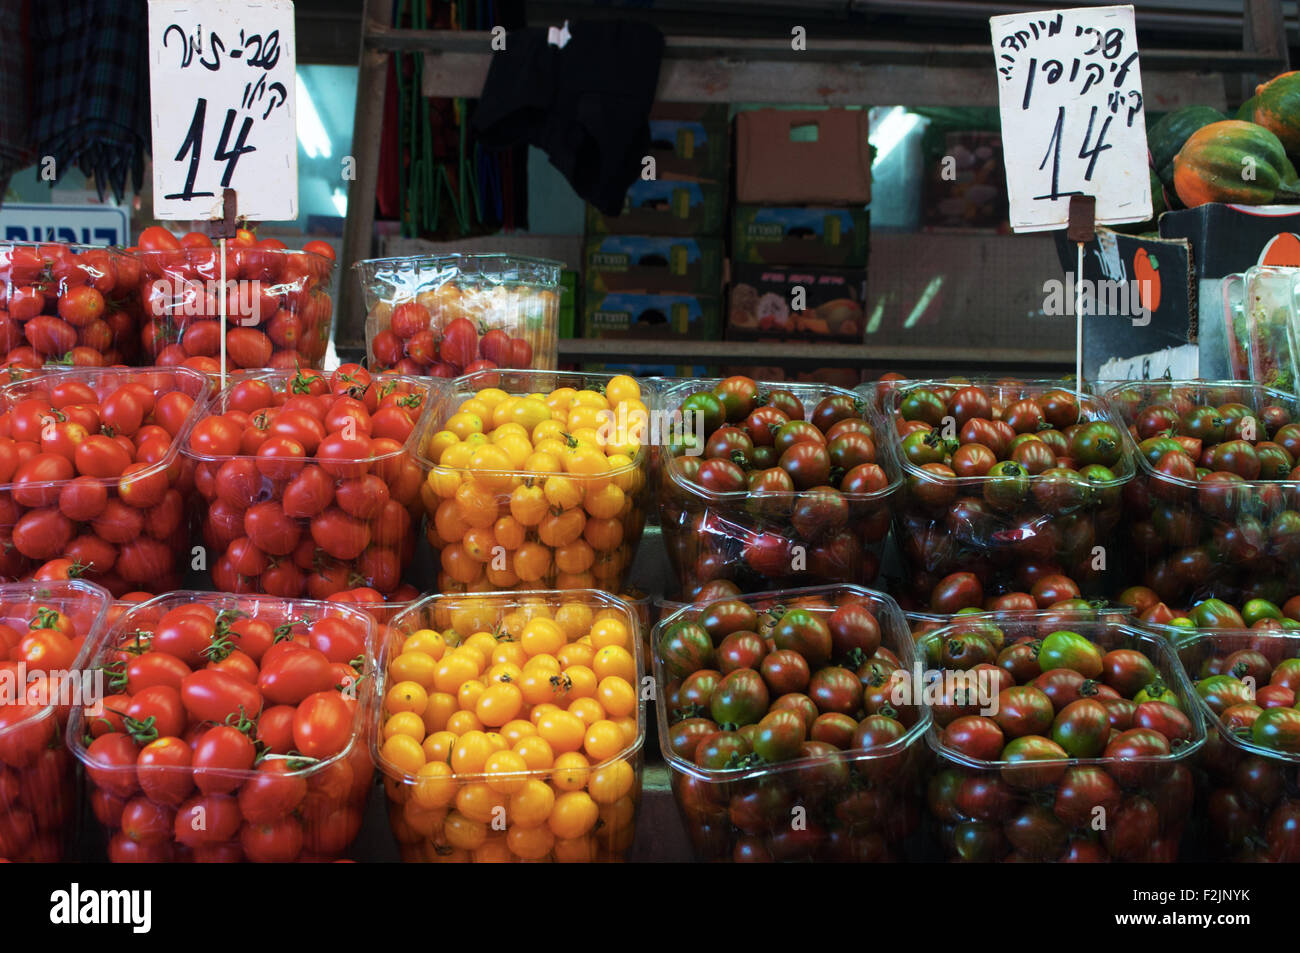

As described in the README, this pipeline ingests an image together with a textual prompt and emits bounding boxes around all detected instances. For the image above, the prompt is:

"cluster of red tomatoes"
[1186,632,1300,861]
[186,365,427,600]
[0,584,107,861]
[658,377,894,595]
[134,228,336,373]
[0,369,204,594]
[0,243,142,369]
[1,233,335,375]
[926,617,1198,862]
[889,381,1128,610]
[659,591,922,862]
[75,598,374,863]
[1107,383,1300,605]
[371,301,534,378]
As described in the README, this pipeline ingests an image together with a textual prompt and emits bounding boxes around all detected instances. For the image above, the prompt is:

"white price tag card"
[990,5,1151,233]
[147,0,298,221]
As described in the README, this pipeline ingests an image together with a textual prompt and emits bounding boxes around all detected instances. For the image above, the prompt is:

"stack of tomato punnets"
[0,242,143,369]
[1101,380,1300,607]
[922,614,1204,862]
[655,586,929,862]
[0,580,112,861]
[374,590,644,862]
[69,592,376,862]
[184,366,433,600]
[0,367,211,594]
[657,377,899,598]
[131,228,336,373]
[358,254,559,377]
[419,369,650,594]
[884,379,1132,612]
[1177,629,1300,861]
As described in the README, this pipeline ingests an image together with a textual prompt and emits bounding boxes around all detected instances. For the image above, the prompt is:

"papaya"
[1253,71,1300,155]
[1172,120,1300,207]
[1147,105,1224,188]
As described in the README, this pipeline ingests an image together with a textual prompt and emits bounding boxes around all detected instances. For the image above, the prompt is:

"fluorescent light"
[871,106,922,165]
[331,188,347,216]
[296,73,332,160]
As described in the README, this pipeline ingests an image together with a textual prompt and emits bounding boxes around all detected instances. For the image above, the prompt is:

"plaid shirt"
[0,0,33,198]
[31,0,149,202]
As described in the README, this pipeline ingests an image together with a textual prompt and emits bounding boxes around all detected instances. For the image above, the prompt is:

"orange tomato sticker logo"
[1133,248,1161,313]
[1260,232,1300,267]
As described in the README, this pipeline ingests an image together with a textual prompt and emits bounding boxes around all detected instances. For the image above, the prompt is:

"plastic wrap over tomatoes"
[0,367,212,594]
[1101,380,1300,607]
[654,585,928,862]
[374,590,644,862]
[920,614,1204,862]
[184,366,434,599]
[0,579,112,861]
[68,591,376,862]
[358,254,558,376]
[0,242,144,369]
[881,379,1133,612]
[657,377,900,597]
[130,229,336,373]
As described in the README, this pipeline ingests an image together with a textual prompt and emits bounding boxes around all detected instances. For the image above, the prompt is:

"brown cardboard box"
[726,263,866,343]
[736,109,871,205]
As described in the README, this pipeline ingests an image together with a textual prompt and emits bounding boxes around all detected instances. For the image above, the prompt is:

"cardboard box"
[584,235,724,297]
[922,131,1009,232]
[726,263,866,343]
[585,179,726,236]
[647,115,730,182]
[583,291,722,341]
[731,205,869,268]
[736,108,871,205]
[557,270,578,338]
[1051,228,1195,381]
[1159,204,1300,379]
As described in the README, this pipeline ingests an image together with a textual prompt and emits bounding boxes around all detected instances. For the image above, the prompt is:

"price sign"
[147,0,298,221]
[990,5,1151,233]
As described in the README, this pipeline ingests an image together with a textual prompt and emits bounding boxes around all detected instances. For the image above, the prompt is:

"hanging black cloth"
[473,21,663,216]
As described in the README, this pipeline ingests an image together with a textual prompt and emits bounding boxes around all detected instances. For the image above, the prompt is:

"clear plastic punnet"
[69,591,378,863]
[0,579,112,861]
[417,369,654,594]
[918,612,1204,862]
[358,254,560,375]
[882,378,1133,610]
[653,584,930,862]
[0,366,213,594]
[374,590,645,862]
[657,378,900,598]
[1099,379,1300,606]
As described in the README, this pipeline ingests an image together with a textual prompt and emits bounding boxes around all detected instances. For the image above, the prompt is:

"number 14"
[164,98,258,202]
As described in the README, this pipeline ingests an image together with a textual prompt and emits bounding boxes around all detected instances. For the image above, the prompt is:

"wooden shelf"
[558,337,1075,371]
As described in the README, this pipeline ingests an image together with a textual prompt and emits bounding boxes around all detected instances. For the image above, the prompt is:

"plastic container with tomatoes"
[654,584,930,862]
[0,366,213,594]
[1100,380,1300,607]
[1175,628,1300,861]
[0,579,112,861]
[882,379,1133,611]
[919,612,1204,862]
[183,367,437,600]
[356,254,559,376]
[416,369,652,593]
[374,589,645,862]
[128,228,336,373]
[0,242,144,369]
[656,378,901,597]
[68,590,377,862]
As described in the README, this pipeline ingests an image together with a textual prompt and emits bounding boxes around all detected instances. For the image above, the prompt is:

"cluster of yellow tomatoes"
[377,596,642,862]
[420,376,649,593]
